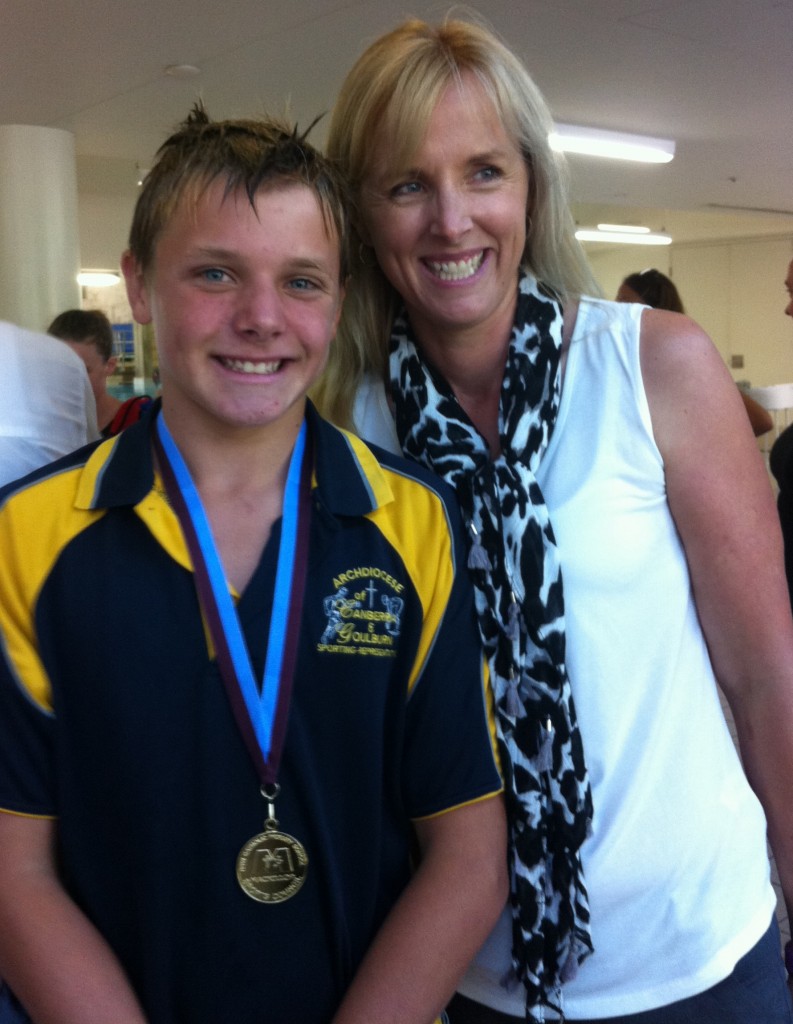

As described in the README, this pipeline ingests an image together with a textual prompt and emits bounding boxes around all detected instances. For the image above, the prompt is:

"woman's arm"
[331,794,508,1024]
[641,308,793,927]
[0,813,148,1024]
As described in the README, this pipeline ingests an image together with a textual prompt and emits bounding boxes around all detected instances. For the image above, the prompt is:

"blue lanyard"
[155,413,308,775]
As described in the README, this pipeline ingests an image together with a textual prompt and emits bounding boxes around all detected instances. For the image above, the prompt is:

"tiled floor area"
[719,689,790,950]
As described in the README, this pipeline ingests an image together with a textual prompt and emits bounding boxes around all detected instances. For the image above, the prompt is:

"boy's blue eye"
[202,268,228,282]
[290,278,316,291]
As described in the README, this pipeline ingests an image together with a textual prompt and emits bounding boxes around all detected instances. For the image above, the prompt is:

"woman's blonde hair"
[313,17,598,428]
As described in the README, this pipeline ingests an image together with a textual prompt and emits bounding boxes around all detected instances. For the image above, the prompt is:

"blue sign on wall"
[112,322,134,357]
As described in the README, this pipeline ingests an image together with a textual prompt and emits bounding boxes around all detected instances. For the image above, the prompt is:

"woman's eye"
[390,180,423,198]
[474,166,501,183]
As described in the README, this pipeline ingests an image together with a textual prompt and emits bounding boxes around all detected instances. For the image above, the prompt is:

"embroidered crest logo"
[317,568,404,657]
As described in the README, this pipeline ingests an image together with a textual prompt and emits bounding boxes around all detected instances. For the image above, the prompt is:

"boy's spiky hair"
[128,102,350,279]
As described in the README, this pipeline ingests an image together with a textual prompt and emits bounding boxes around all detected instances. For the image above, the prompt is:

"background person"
[0,105,506,1024]
[770,257,793,614]
[615,267,685,311]
[314,17,793,1023]
[0,319,98,486]
[616,267,774,437]
[48,308,153,436]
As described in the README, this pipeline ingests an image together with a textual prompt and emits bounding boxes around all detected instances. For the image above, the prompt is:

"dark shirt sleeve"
[0,497,57,817]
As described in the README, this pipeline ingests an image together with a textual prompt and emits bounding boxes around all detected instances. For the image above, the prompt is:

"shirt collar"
[75,399,158,511]
[75,398,394,519]
[307,402,394,517]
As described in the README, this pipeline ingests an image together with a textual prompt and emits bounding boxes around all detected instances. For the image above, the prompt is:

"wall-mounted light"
[575,228,672,245]
[78,270,121,287]
[550,124,676,163]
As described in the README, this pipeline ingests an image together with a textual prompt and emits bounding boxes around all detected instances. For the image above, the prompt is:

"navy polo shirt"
[0,402,501,1024]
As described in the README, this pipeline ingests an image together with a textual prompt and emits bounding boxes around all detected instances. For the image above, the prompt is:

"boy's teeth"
[222,357,281,374]
[428,252,484,281]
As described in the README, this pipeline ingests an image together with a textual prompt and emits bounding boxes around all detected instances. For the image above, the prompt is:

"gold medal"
[236,824,308,903]
[157,425,313,906]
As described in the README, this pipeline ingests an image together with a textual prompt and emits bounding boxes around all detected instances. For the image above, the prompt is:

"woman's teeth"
[428,252,484,281]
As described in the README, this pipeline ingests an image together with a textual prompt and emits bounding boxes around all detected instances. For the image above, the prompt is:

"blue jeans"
[447,918,793,1024]
[0,981,29,1024]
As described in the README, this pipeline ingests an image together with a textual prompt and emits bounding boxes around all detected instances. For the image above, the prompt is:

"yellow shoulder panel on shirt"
[73,433,121,509]
[369,466,456,696]
[0,466,104,712]
[339,430,396,508]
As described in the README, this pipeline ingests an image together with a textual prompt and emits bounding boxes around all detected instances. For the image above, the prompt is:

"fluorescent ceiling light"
[575,229,672,245]
[550,124,675,163]
[163,64,201,79]
[597,223,650,233]
[78,270,121,287]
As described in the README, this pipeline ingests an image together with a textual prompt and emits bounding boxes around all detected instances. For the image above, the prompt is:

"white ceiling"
[2,0,792,246]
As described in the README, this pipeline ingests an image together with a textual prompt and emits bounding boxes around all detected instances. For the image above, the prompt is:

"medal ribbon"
[153,413,312,785]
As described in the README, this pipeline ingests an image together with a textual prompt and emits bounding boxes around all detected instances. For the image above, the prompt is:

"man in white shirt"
[0,320,99,486]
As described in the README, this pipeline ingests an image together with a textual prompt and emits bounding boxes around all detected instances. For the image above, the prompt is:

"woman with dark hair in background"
[770,257,793,613]
[616,267,685,312]
[616,268,773,436]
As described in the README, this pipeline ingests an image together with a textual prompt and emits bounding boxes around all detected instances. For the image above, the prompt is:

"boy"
[0,107,506,1023]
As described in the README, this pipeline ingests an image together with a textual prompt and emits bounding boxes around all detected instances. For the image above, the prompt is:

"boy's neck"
[157,401,307,593]
[160,399,304,488]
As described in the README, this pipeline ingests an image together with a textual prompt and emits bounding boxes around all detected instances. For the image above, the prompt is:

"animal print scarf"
[389,272,593,1020]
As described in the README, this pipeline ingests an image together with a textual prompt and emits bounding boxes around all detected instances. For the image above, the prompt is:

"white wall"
[588,235,793,388]
[77,191,136,324]
[78,191,136,277]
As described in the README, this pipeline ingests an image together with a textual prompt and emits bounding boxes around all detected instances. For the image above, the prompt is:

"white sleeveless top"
[353,298,775,1019]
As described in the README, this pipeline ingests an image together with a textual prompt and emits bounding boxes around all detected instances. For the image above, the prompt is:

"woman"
[616,268,685,312]
[770,258,793,610]
[615,269,773,436]
[314,17,793,1023]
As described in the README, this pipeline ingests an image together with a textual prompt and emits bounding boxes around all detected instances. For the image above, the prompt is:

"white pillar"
[0,125,81,331]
